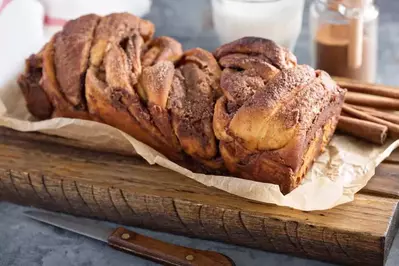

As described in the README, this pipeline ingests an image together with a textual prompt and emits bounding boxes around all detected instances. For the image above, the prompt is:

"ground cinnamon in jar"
[311,0,379,83]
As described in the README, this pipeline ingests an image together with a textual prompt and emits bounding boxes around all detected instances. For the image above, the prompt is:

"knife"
[24,210,235,266]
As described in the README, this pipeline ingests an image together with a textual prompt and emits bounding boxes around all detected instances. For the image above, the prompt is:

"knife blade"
[24,210,235,266]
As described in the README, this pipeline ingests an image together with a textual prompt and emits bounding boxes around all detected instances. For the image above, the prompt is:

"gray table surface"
[1,0,399,265]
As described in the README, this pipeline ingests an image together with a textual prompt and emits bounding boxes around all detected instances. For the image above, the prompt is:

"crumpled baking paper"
[1,0,398,211]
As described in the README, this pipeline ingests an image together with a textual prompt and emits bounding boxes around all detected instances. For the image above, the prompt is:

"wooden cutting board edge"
[0,126,398,266]
[385,201,399,265]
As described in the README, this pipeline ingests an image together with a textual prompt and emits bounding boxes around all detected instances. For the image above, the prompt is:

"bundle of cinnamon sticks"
[335,77,399,145]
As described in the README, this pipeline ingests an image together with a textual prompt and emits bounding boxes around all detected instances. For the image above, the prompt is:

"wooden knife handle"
[108,227,235,266]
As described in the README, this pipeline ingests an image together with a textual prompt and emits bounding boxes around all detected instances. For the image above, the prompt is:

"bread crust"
[214,38,345,194]
[18,15,345,194]
[18,52,53,119]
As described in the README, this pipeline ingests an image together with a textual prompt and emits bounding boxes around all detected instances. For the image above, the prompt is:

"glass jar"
[309,0,379,82]
[211,0,305,51]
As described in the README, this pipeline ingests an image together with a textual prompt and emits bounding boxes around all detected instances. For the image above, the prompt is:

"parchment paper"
[2,80,399,212]
[1,0,398,211]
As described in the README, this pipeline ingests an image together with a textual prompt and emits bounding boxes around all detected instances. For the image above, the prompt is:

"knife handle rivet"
[121,233,130,240]
[185,255,194,261]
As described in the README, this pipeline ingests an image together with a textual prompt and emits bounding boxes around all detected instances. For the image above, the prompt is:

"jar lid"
[342,0,374,8]
[327,0,374,12]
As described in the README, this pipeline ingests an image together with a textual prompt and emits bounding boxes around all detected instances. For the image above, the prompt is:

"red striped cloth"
[0,0,67,26]
[44,15,67,26]
[0,0,12,12]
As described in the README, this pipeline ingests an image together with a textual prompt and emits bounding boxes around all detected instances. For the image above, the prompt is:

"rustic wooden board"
[0,126,398,266]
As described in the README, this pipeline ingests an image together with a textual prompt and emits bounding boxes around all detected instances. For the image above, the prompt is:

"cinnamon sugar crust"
[214,37,345,194]
[170,48,221,161]
[142,36,183,67]
[18,53,53,119]
[214,37,297,69]
[18,20,345,194]
[54,14,100,109]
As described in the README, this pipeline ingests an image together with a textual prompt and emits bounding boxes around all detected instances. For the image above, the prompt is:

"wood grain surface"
[0,126,398,266]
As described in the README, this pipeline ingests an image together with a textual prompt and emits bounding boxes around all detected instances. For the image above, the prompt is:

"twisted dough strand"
[18,16,346,194]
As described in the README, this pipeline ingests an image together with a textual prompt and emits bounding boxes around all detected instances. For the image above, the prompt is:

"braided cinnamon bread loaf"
[214,37,345,193]
[18,13,346,194]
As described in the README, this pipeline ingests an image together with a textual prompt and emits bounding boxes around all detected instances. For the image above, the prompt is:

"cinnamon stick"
[342,104,399,138]
[336,77,399,99]
[351,105,399,124]
[340,112,351,117]
[345,91,399,109]
[337,116,388,144]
